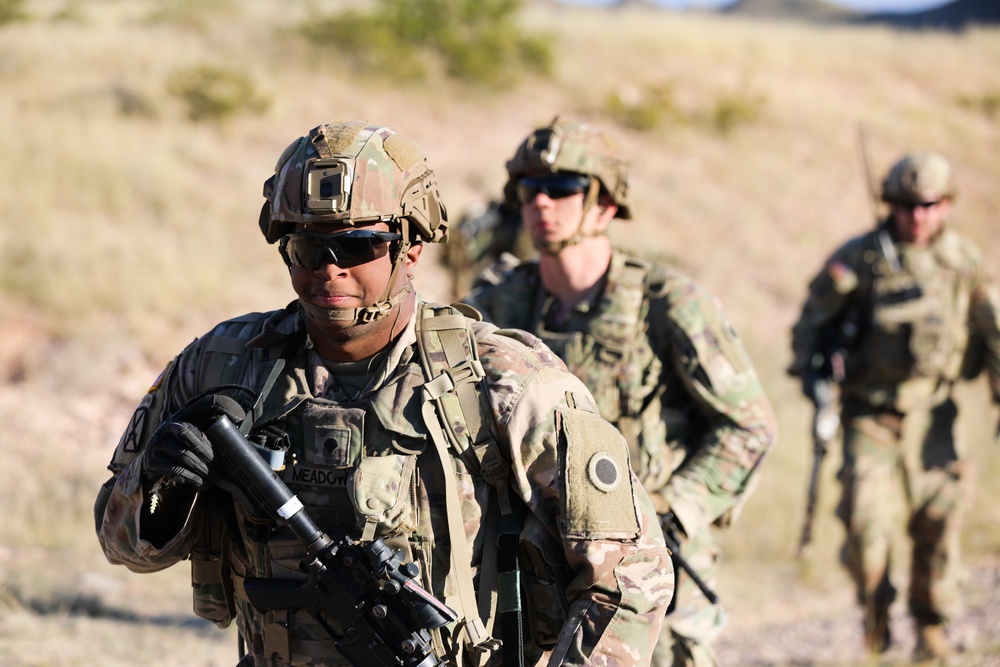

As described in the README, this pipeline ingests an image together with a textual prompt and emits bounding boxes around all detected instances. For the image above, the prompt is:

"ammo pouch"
[190,489,237,628]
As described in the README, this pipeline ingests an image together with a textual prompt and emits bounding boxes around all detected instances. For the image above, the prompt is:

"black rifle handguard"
[660,513,719,609]
[205,415,457,667]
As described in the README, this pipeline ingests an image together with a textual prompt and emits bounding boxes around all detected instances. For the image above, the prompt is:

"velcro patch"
[559,408,640,540]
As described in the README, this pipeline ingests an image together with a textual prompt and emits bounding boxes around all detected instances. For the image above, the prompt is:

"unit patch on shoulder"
[147,361,172,394]
[826,260,858,295]
[587,452,622,493]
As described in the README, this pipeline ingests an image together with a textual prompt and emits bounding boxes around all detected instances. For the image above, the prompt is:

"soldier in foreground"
[788,151,1000,660]
[94,121,674,666]
[463,116,777,667]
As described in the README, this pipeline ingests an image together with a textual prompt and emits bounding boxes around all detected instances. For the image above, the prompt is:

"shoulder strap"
[416,303,513,513]
[416,302,528,664]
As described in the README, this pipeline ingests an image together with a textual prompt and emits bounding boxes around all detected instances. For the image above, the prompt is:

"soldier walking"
[788,151,1000,661]
[463,116,777,667]
[94,120,675,666]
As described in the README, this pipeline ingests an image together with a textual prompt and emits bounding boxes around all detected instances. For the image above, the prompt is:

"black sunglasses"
[279,230,402,270]
[897,199,942,211]
[516,173,591,204]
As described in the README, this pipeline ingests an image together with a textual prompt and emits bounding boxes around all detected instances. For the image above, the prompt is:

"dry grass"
[2,1,1000,663]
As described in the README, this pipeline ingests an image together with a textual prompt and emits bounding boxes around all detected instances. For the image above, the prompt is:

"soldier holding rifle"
[788,150,1000,661]
[94,121,674,666]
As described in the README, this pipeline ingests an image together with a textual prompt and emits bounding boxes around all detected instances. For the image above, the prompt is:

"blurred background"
[0,0,997,664]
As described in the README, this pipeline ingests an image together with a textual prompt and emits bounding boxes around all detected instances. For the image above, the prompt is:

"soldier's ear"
[404,242,424,279]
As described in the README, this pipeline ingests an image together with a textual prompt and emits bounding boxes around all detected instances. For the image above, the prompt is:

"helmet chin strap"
[534,177,606,256]
[300,220,415,327]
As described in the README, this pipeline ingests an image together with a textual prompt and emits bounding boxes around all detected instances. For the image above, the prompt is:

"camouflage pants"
[651,525,725,667]
[836,397,966,627]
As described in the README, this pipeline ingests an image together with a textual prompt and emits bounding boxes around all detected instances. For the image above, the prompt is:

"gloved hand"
[142,394,246,489]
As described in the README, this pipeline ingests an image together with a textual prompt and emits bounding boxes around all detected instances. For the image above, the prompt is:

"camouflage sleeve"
[476,326,674,666]
[657,280,778,535]
[788,236,870,377]
[93,338,210,573]
[460,257,519,319]
[968,264,1000,404]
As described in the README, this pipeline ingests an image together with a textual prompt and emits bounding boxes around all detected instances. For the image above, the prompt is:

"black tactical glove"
[142,394,247,490]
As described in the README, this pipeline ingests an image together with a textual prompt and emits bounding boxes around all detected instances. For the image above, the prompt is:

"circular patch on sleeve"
[587,452,622,493]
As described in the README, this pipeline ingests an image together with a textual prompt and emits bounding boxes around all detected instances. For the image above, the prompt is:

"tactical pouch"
[349,453,417,542]
[190,490,236,628]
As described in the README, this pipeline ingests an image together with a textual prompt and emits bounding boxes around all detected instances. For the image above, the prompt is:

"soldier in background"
[94,120,674,666]
[463,116,777,667]
[439,198,534,301]
[788,151,1000,661]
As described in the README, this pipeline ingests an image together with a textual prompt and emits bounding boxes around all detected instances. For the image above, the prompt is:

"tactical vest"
[188,302,521,665]
[486,252,685,493]
[842,228,979,410]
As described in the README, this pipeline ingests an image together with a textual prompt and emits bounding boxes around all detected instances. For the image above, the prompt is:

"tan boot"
[913,623,951,662]
[863,598,891,654]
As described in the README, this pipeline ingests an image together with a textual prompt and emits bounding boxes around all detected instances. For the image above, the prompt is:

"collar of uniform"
[245,301,305,349]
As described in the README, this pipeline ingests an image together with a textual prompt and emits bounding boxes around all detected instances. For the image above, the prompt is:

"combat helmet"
[260,121,448,244]
[880,151,955,206]
[504,115,631,220]
[260,121,448,325]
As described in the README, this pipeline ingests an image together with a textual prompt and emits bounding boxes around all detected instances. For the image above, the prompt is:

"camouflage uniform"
[464,250,777,666]
[439,199,534,301]
[94,121,675,667]
[788,152,1000,655]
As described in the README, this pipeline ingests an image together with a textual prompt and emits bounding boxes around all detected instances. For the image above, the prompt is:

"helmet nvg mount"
[504,115,631,220]
[260,121,449,326]
[259,121,448,244]
[880,151,955,206]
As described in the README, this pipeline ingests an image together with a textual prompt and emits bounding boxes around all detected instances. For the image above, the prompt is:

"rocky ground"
[716,558,1000,666]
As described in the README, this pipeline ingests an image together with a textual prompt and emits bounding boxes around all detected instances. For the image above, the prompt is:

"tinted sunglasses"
[516,173,591,204]
[279,230,401,270]
[897,199,942,211]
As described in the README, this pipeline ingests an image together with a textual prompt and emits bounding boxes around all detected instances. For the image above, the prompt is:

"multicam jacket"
[464,250,777,538]
[95,300,674,667]
[789,223,1000,413]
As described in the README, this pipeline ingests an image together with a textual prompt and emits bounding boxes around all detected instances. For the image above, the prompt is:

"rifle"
[796,375,840,559]
[204,412,457,667]
[659,513,719,612]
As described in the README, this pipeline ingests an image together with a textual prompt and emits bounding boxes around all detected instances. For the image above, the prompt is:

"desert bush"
[703,88,768,136]
[603,83,681,131]
[146,0,234,28]
[298,0,552,87]
[0,0,27,25]
[602,79,767,136]
[957,92,1000,119]
[166,64,270,122]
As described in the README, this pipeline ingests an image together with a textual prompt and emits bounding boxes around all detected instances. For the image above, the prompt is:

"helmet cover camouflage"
[259,121,448,243]
[881,151,955,205]
[504,116,631,219]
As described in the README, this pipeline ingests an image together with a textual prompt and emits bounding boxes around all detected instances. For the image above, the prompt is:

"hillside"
[2,1,1000,664]
[723,0,858,20]
[859,0,1000,29]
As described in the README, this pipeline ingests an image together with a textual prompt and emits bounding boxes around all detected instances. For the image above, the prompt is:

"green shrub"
[603,83,680,131]
[166,65,270,122]
[704,88,767,136]
[957,92,1000,119]
[0,0,27,25]
[146,0,233,28]
[298,0,552,87]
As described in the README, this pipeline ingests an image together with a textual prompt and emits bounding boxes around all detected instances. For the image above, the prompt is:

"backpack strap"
[417,302,527,664]
[417,303,513,515]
